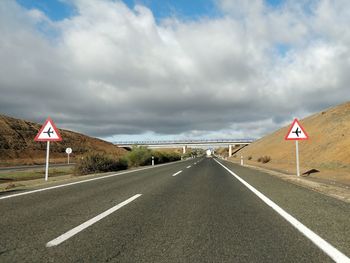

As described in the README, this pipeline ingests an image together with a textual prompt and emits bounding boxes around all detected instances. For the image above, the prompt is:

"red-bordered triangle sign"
[34,117,62,142]
[285,118,309,140]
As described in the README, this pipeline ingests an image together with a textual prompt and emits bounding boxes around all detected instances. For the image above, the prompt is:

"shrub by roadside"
[75,148,181,175]
[126,147,153,167]
[257,156,271,163]
[126,147,181,167]
[153,150,181,164]
[182,152,195,159]
[75,153,128,175]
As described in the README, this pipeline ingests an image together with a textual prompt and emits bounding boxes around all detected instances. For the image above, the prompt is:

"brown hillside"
[0,114,126,166]
[232,101,350,185]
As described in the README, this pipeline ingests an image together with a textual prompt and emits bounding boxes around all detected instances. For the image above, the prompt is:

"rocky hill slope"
[231,101,350,185]
[0,115,126,166]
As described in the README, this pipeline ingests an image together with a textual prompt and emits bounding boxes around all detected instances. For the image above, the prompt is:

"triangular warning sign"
[285,118,309,140]
[34,117,62,142]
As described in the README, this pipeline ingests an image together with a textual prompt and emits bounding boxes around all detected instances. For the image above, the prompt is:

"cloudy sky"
[1,0,349,142]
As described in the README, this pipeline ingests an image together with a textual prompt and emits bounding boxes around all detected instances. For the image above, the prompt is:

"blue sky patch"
[16,0,288,22]
[266,0,284,7]
[16,0,75,21]
[275,43,291,57]
[16,0,223,22]
[123,0,220,21]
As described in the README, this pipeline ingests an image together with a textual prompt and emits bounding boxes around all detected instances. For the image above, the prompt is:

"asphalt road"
[0,157,349,262]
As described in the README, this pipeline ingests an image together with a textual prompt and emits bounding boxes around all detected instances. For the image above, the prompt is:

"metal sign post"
[45,141,50,181]
[34,117,62,181]
[285,118,309,177]
[295,141,300,177]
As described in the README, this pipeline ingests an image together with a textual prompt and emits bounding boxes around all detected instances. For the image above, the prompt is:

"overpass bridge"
[115,139,254,156]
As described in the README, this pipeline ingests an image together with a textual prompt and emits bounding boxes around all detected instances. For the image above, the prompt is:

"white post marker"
[240,155,244,166]
[152,156,154,166]
[34,117,62,181]
[285,118,309,177]
[66,147,72,164]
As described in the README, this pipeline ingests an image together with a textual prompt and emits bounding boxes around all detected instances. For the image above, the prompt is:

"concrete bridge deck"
[115,139,254,155]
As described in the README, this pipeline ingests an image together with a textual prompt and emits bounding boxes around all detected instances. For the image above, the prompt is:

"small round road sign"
[65,148,72,154]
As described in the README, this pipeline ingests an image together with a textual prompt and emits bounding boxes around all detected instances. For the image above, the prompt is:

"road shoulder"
[224,158,350,204]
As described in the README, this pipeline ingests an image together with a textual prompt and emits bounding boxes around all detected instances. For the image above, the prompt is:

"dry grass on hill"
[0,114,126,166]
[231,101,350,185]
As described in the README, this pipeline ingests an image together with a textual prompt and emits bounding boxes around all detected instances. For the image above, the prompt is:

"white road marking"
[46,194,142,247]
[214,159,350,263]
[186,165,191,168]
[172,171,182,176]
[0,160,184,201]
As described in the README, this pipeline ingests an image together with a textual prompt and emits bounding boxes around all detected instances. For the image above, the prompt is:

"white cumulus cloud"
[0,0,349,140]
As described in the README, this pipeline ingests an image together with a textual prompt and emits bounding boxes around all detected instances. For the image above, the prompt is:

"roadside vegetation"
[0,147,192,182]
[74,147,182,175]
[75,153,128,175]
[0,166,74,182]
[182,149,204,159]
[257,156,271,164]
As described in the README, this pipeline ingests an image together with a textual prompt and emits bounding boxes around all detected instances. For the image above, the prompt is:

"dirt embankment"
[0,114,126,166]
[230,101,350,186]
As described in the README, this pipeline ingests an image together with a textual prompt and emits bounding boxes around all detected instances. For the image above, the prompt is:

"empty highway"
[0,158,349,262]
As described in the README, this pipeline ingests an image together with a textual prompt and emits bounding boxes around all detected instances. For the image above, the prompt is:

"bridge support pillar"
[229,145,232,157]
[182,146,186,154]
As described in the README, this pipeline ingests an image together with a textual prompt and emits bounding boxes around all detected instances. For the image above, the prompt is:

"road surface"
[0,158,349,262]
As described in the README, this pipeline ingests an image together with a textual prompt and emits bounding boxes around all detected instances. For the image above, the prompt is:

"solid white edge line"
[172,171,182,176]
[46,194,142,247]
[214,159,350,263]
[0,159,189,201]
